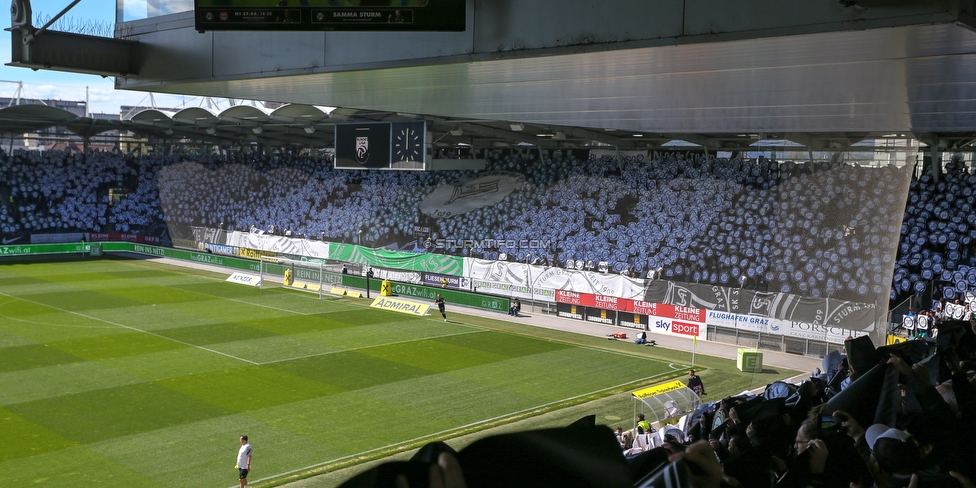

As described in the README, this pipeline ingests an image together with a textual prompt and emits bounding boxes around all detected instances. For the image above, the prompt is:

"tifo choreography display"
[0,146,967,313]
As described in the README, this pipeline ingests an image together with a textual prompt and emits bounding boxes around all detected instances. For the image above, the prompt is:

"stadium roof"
[0,101,914,152]
[9,1,976,152]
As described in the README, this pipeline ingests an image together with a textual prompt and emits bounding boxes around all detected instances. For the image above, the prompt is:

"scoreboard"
[195,0,465,32]
[334,121,428,170]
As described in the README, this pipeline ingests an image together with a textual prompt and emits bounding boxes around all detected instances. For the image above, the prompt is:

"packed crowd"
[152,149,909,303]
[0,146,935,307]
[0,149,164,234]
[893,157,976,304]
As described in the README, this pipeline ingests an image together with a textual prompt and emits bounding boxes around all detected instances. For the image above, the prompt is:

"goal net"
[259,256,343,298]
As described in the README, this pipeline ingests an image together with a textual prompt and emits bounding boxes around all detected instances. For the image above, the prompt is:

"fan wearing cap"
[864,424,921,486]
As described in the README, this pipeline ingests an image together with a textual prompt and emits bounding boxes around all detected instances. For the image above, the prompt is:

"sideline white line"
[258,328,488,365]
[243,370,678,487]
[0,290,258,365]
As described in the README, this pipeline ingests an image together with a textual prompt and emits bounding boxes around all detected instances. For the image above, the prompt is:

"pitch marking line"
[0,290,258,365]
[243,370,678,487]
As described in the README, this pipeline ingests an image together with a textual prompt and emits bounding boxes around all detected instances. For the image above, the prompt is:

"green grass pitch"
[0,257,693,487]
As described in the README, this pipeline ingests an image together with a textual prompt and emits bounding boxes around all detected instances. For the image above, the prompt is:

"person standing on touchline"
[237,435,252,488]
[436,294,447,321]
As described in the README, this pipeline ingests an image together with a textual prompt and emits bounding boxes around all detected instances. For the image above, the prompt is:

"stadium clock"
[394,125,422,162]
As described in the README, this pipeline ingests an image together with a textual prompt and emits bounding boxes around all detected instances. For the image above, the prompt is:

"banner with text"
[704,310,871,343]
[423,272,471,290]
[644,280,880,331]
[470,278,554,301]
[226,231,330,259]
[465,259,646,300]
[331,243,463,274]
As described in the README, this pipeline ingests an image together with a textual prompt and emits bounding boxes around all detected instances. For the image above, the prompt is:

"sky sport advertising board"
[195,0,465,32]
[649,316,706,339]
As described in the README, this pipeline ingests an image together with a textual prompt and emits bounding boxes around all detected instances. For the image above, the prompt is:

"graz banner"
[704,310,871,342]
[645,280,878,330]
[470,278,554,301]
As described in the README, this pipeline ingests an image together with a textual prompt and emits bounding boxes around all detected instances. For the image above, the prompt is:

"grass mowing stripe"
[1,259,703,487]
[0,360,146,406]
[247,369,676,487]
[0,289,259,365]
[0,298,116,328]
[258,328,489,364]
[171,286,328,316]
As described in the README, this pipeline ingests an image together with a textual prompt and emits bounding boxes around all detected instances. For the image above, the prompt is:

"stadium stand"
[0,147,967,311]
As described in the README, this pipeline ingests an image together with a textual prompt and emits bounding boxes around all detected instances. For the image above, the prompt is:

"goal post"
[259,256,339,299]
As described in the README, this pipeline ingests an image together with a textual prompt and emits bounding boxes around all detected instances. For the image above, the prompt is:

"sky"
[0,1,210,115]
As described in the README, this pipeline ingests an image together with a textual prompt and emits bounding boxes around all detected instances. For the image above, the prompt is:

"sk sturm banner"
[331,243,463,274]
[644,279,878,330]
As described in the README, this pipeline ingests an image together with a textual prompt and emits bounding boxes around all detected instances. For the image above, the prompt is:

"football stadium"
[3,1,976,487]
